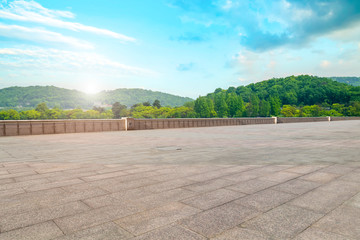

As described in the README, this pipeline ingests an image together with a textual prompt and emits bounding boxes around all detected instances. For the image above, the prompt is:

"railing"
[1,117,359,136]
[0,119,126,136]
[127,118,275,130]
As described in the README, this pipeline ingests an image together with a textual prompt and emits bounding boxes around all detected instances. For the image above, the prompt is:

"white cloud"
[325,21,360,43]
[0,47,154,76]
[0,0,135,42]
[0,23,93,49]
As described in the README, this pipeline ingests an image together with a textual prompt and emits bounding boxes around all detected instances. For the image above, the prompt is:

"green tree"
[0,109,20,120]
[269,96,281,116]
[226,93,240,117]
[259,100,271,117]
[214,93,228,117]
[194,97,214,118]
[101,110,114,119]
[92,106,105,113]
[82,110,101,119]
[142,101,151,106]
[331,103,345,114]
[234,96,245,117]
[245,94,260,117]
[20,110,41,120]
[112,102,127,119]
[66,109,84,119]
[281,105,298,117]
[45,109,62,119]
[35,102,49,113]
[348,101,360,116]
[153,99,161,108]
[302,105,321,117]
[183,101,195,108]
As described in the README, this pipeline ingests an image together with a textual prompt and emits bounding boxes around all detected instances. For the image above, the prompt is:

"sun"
[83,84,100,95]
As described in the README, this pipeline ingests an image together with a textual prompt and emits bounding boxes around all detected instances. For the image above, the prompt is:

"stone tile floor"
[0,121,359,239]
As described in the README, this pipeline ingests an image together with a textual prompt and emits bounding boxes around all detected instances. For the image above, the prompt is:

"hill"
[0,86,193,109]
[96,88,193,108]
[193,75,360,118]
[330,77,360,86]
[207,75,358,106]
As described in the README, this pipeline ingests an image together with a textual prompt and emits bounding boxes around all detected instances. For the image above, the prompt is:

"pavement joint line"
[294,190,360,240]
[0,122,359,239]
[51,220,66,236]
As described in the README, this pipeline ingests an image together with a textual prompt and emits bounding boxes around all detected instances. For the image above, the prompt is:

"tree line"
[0,100,196,120]
[1,75,360,120]
[194,75,360,117]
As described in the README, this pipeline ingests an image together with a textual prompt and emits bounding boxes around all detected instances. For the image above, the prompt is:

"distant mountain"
[96,88,193,108]
[330,77,360,86]
[0,86,193,109]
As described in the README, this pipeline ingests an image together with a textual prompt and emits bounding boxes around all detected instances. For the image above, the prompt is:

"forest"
[330,77,360,86]
[0,86,193,109]
[1,75,360,120]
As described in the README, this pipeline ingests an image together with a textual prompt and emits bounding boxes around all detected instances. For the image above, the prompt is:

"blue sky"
[0,0,360,98]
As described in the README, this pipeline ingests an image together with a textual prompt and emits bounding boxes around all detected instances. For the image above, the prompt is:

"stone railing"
[277,117,330,123]
[330,116,360,121]
[1,117,360,136]
[127,117,275,130]
[0,119,126,136]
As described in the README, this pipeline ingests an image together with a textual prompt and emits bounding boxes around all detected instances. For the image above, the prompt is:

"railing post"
[272,117,277,124]
[123,118,135,130]
[121,117,128,131]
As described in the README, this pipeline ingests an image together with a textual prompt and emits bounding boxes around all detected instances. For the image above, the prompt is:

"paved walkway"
[0,121,359,239]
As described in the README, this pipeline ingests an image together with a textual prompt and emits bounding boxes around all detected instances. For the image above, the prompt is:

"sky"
[0,0,360,98]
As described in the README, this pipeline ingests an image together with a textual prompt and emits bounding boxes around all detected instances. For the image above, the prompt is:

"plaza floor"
[0,121,359,239]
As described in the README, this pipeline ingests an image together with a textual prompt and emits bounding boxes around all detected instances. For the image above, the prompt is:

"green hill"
[96,88,193,108]
[330,77,360,86]
[207,75,357,106]
[193,75,360,118]
[0,86,193,109]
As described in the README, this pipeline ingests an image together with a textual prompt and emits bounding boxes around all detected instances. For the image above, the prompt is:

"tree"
[34,102,49,118]
[235,96,245,117]
[35,102,49,113]
[226,86,236,94]
[83,110,101,119]
[112,102,127,119]
[101,110,114,119]
[281,105,297,117]
[226,93,240,117]
[331,103,345,115]
[46,109,62,119]
[153,99,161,108]
[183,101,195,108]
[259,100,271,117]
[194,97,212,118]
[245,94,260,117]
[92,106,105,113]
[270,96,281,116]
[131,103,141,109]
[143,101,151,106]
[0,109,20,120]
[214,93,228,117]
[302,105,321,117]
[66,108,84,119]
[348,101,360,116]
[20,110,41,120]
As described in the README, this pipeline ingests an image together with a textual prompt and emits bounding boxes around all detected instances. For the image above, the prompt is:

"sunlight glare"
[83,84,100,95]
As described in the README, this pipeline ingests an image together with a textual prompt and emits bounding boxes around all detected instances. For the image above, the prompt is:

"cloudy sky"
[0,0,359,97]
